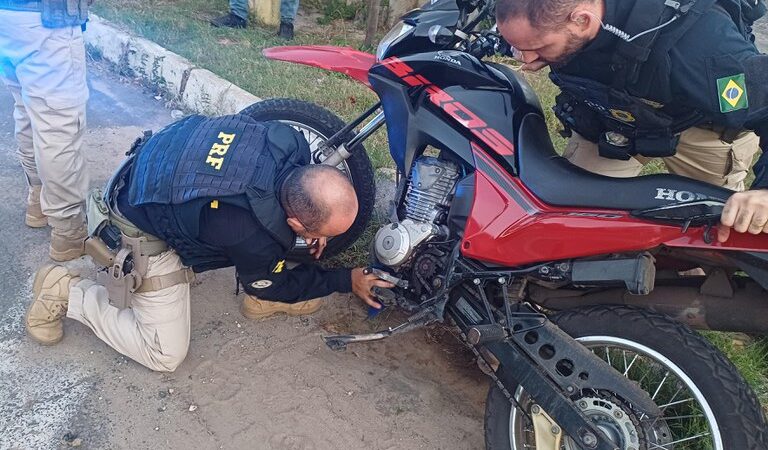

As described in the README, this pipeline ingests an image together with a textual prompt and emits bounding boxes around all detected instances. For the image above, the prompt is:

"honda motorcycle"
[243,0,768,448]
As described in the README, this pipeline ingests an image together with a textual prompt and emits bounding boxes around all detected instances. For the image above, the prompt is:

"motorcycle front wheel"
[240,98,376,262]
[484,306,767,450]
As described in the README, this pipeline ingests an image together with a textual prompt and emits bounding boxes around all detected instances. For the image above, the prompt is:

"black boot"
[278,21,294,40]
[210,13,247,29]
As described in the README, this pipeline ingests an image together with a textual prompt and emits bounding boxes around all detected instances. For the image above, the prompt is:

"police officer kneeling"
[24,113,391,372]
[497,0,768,242]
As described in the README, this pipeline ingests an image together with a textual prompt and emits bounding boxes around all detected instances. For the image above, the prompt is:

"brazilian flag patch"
[717,74,748,113]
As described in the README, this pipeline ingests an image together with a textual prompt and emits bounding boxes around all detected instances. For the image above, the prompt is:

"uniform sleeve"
[222,224,353,302]
[669,7,768,187]
[198,202,353,303]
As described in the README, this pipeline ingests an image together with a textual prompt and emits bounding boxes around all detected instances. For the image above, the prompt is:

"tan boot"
[241,295,323,320]
[49,224,87,262]
[25,264,80,345]
[25,185,47,228]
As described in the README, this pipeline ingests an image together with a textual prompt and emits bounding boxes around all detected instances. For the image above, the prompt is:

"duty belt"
[106,199,194,299]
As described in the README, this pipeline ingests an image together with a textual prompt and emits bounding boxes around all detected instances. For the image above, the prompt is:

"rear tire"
[240,98,376,262]
[484,306,767,450]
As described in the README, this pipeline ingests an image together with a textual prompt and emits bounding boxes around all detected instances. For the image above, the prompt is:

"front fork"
[320,102,386,167]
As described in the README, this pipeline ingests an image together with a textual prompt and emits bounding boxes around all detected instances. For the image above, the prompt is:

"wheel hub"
[561,395,643,450]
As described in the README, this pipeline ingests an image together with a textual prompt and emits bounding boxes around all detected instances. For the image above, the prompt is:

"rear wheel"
[484,306,767,450]
[240,98,376,262]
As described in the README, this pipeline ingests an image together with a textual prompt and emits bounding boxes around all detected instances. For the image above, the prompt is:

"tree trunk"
[364,0,381,48]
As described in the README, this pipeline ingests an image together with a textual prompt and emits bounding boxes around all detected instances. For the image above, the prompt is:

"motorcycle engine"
[374,156,460,268]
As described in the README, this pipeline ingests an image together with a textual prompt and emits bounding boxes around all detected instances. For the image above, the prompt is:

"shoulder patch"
[272,260,285,274]
[250,280,273,289]
[717,74,748,113]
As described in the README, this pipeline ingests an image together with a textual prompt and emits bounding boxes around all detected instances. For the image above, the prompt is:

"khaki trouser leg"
[564,128,760,191]
[24,95,88,229]
[2,76,39,186]
[0,10,89,230]
[664,127,759,192]
[562,133,645,177]
[66,250,192,372]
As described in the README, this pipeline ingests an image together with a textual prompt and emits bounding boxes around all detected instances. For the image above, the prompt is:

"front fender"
[262,45,376,89]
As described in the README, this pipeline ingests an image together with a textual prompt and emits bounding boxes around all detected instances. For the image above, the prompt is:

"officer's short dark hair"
[496,0,595,29]
[281,165,348,232]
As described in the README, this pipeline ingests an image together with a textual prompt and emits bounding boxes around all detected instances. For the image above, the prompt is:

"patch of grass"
[315,0,362,24]
[705,333,768,412]
[92,0,390,169]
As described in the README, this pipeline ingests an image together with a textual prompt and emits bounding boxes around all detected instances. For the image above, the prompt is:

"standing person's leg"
[211,0,248,28]
[26,250,192,372]
[663,127,760,191]
[278,0,299,39]
[11,14,90,260]
[230,0,249,21]
[0,67,47,227]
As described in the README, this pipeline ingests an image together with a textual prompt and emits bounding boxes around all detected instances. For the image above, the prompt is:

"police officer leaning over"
[24,113,392,372]
[496,0,768,242]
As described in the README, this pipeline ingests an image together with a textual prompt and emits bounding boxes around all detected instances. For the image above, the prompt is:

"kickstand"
[323,306,440,351]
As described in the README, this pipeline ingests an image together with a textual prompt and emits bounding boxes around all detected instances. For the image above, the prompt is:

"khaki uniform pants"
[0,10,89,230]
[564,127,760,191]
[67,250,192,372]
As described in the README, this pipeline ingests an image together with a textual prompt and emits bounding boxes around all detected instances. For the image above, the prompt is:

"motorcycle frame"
[263,34,768,449]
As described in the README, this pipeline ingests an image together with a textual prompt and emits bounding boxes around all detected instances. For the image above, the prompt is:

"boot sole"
[25,214,48,228]
[49,245,85,262]
[240,302,323,320]
[24,264,64,346]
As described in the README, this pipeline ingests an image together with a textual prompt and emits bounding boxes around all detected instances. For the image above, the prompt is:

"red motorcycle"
[244,0,768,447]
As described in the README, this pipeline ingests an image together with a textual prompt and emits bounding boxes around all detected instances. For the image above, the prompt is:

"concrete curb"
[84,14,261,115]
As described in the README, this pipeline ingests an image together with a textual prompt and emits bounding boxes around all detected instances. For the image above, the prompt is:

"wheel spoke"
[657,397,695,408]
[651,371,670,400]
[623,354,639,376]
[649,432,711,449]
[651,413,705,421]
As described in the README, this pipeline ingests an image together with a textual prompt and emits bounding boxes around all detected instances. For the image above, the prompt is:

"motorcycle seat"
[516,113,734,211]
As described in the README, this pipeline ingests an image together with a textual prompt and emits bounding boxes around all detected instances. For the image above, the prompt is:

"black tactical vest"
[127,114,310,271]
[551,0,764,160]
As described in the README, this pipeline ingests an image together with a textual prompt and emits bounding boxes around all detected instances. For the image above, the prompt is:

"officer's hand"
[718,190,768,242]
[351,268,395,309]
[309,237,327,259]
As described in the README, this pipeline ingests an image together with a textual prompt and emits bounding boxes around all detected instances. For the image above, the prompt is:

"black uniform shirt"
[119,189,352,303]
[556,0,768,187]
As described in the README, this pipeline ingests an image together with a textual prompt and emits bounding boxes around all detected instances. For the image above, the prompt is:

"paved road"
[0,64,486,449]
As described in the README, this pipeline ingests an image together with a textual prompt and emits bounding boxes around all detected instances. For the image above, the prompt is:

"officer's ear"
[286,217,306,234]
[569,10,596,34]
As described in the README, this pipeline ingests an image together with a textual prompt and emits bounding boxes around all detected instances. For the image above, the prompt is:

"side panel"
[462,143,768,266]
[372,54,520,173]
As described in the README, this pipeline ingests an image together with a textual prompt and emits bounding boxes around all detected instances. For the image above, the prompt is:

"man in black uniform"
[496,0,768,242]
[24,113,391,372]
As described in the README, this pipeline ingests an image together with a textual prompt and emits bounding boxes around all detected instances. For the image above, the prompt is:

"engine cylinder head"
[404,157,459,223]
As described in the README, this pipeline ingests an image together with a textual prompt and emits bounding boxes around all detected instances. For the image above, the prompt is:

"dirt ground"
[0,63,487,449]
